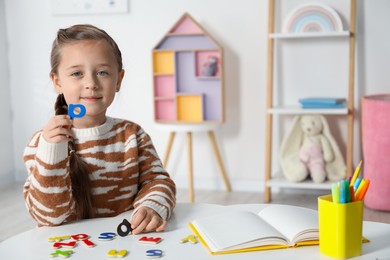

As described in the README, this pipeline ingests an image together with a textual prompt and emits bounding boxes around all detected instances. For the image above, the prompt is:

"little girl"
[23,24,176,234]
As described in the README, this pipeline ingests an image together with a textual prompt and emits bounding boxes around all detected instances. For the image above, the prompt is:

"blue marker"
[353,178,362,192]
[339,180,346,204]
[68,104,86,119]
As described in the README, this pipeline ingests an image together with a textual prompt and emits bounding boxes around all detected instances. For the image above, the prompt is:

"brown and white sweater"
[23,117,176,226]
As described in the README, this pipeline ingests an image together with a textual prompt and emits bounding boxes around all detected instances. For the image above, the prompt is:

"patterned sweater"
[23,117,176,226]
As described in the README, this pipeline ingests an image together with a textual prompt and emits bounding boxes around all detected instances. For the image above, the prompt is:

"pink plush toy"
[280,115,346,183]
[298,116,332,182]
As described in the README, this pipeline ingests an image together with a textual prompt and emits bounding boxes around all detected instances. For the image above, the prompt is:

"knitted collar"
[71,117,115,138]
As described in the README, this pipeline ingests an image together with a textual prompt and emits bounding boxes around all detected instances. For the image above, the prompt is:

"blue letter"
[68,104,86,119]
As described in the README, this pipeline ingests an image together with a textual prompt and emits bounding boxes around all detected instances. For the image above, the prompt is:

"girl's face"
[51,39,124,127]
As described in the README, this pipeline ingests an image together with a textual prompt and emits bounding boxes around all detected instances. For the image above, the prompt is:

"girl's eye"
[71,71,82,77]
[97,71,109,76]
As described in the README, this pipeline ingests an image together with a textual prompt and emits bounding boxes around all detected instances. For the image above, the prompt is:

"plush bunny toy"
[280,115,346,183]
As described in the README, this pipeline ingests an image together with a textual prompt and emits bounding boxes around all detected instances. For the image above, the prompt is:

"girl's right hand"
[42,115,73,143]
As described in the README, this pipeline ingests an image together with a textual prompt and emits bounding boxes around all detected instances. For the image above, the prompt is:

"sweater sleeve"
[23,131,75,226]
[131,127,176,220]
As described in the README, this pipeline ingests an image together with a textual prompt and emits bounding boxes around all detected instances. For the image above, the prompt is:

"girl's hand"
[131,207,167,235]
[42,115,73,143]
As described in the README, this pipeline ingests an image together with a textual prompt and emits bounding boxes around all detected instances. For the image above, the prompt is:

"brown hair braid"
[54,94,94,219]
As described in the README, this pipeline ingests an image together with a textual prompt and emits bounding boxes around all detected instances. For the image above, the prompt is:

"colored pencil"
[350,160,362,187]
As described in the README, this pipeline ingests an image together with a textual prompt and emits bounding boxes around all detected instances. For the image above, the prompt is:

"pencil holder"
[318,195,363,259]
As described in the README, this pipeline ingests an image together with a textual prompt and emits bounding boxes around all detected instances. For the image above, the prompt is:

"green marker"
[345,179,351,202]
[332,183,340,203]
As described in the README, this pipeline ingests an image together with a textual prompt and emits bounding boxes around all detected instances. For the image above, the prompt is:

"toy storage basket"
[361,94,390,211]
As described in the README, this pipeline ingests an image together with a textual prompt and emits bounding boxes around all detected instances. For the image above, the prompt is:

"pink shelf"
[170,16,203,34]
[155,99,176,121]
[154,75,175,97]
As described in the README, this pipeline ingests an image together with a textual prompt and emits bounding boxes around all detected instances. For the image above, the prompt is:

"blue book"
[301,103,346,109]
[299,97,346,105]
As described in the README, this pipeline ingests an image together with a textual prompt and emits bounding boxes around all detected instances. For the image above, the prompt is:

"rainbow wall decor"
[283,3,343,33]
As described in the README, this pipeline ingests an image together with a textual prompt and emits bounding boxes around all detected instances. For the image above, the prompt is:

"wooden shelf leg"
[264,0,275,204]
[208,130,232,192]
[187,132,194,203]
[264,187,271,203]
[264,113,272,203]
[163,131,176,168]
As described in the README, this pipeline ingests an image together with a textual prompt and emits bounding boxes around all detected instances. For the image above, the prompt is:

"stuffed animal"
[202,56,218,76]
[279,115,346,183]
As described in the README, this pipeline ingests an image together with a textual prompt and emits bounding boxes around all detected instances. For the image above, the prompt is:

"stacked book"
[299,97,346,109]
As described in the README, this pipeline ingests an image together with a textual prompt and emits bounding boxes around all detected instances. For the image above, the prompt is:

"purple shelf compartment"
[156,35,217,50]
[175,51,222,121]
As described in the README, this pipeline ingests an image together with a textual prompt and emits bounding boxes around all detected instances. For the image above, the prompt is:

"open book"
[189,205,318,255]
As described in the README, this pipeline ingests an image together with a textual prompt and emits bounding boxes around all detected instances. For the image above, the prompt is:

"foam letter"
[49,249,73,257]
[180,234,197,244]
[117,219,132,237]
[68,104,86,119]
[52,241,76,249]
[146,249,162,258]
[71,233,94,247]
[106,249,127,258]
[48,235,71,242]
[98,232,117,241]
[139,236,162,244]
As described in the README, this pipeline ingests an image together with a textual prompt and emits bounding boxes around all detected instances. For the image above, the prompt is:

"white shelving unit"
[264,0,356,202]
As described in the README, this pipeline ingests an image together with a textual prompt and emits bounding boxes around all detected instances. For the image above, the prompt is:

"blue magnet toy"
[68,104,86,119]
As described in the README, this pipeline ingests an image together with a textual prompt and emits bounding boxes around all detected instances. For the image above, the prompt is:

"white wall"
[4,0,390,191]
[0,0,14,187]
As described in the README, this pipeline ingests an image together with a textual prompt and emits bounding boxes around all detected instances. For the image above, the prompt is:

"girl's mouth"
[81,96,102,102]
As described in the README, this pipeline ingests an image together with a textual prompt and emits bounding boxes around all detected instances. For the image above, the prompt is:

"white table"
[1,203,390,259]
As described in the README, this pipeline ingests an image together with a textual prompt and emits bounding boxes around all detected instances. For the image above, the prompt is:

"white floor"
[1,182,390,242]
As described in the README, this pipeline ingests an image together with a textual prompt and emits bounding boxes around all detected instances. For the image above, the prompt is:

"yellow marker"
[350,160,362,186]
[355,178,366,198]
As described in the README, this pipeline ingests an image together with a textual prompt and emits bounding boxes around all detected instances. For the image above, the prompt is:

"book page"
[191,211,288,252]
[257,205,318,245]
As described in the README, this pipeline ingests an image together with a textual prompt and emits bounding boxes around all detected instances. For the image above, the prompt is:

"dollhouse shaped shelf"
[152,13,231,203]
[152,13,224,124]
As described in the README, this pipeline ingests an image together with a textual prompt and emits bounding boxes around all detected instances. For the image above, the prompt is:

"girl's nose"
[85,84,98,90]
[84,75,98,90]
